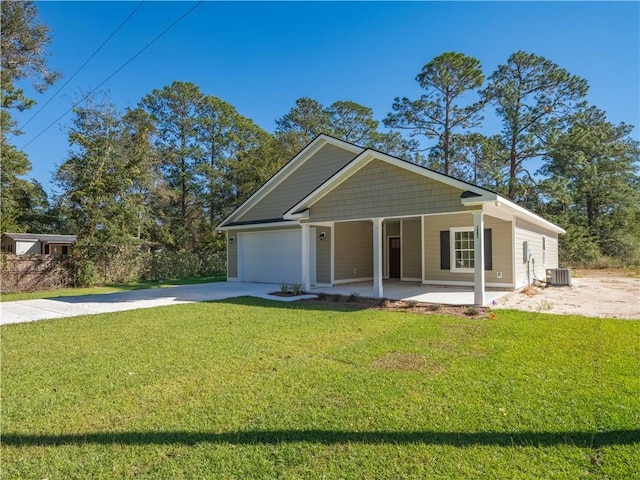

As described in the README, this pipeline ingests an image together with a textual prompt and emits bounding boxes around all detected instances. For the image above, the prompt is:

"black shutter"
[484,228,492,271]
[440,231,450,269]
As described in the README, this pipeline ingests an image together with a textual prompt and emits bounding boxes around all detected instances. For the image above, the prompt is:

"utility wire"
[15,1,146,133]
[21,1,203,150]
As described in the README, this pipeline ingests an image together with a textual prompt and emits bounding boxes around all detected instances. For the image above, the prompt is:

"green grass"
[1,299,638,479]
[0,275,226,302]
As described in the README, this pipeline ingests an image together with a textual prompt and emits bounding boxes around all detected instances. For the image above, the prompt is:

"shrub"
[75,260,99,287]
[464,306,480,316]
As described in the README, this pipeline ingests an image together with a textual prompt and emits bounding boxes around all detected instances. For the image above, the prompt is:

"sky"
[12,1,640,195]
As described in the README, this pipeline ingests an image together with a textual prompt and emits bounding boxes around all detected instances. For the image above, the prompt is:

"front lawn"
[0,275,226,302]
[1,299,638,479]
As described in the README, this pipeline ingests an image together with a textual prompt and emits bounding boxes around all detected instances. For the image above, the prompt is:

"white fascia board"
[370,150,491,196]
[217,135,363,228]
[284,150,376,219]
[219,221,300,231]
[284,149,493,218]
[494,195,566,234]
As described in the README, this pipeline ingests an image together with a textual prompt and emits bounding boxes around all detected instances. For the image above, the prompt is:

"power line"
[21,1,203,150]
[15,1,146,133]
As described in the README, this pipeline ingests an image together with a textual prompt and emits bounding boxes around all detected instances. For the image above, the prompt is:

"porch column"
[372,218,384,298]
[301,223,311,292]
[473,210,485,306]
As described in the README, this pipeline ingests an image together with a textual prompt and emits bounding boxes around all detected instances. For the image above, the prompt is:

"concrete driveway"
[0,282,316,325]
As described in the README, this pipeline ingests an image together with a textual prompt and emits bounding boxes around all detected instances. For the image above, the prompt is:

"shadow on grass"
[212,295,370,312]
[2,429,638,447]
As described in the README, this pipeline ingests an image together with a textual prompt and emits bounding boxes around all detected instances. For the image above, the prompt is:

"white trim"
[400,219,404,279]
[450,226,475,273]
[284,149,491,219]
[327,211,470,225]
[221,221,300,231]
[423,280,514,289]
[301,224,310,291]
[421,215,426,283]
[226,231,230,279]
[473,210,485,306]
[218,135,362,228]
[330,223,335,285]
[333,277,374,285]
[372,218,384,297]
[387,235,401,279]
[512,215,518,288]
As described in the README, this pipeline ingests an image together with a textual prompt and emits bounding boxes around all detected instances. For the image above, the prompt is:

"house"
[1,233,77,256]
[217,135,564,305]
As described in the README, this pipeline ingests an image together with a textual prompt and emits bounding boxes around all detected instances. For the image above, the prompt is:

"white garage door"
[239,230,302,284]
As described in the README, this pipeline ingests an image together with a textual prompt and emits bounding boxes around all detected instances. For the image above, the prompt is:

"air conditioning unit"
[546,268,572,286]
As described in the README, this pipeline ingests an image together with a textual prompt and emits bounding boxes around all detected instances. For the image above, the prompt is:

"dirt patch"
[301,296,491,319]
[371,352,443,373]
[495,275,640,319]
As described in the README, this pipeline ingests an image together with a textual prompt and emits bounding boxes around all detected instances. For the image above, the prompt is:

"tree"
[483,51,588,200]
[1,0,59,232]
[428,133,507,191]
[55,94,155,245]
[140,81,206,251]
[384,52,485,174]
[196,96,271,229]
[275,97,414,160]
[541,107,640,265]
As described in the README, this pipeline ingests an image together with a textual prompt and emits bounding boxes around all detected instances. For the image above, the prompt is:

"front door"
[389,237,401,279]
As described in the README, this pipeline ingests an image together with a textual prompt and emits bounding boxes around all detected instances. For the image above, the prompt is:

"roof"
[2,233,77,243]
[219,134,565,235]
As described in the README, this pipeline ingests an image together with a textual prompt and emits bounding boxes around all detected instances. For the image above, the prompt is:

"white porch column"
[372,218,384,298]
[473,210,485,306]
[301,223,311,292]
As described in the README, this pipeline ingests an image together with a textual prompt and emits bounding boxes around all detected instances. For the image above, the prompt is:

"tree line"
[2,1,639,268]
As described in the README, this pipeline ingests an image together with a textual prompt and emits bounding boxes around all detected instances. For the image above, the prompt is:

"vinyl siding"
[334,221,373,281]
[309,160,475,222]
[402,218,421,279]
[315,225,331,284]
[424,213,513,285]
[514,219,559,288]
[236,144,357,223]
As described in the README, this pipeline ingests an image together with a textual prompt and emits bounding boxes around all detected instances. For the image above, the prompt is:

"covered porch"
[309,280,509,306]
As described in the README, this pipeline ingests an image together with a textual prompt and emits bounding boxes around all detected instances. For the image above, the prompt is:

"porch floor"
[310,280,509,306]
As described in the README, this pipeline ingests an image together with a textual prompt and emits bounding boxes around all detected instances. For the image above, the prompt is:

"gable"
[235,143,358,223]
[308,160,475,222]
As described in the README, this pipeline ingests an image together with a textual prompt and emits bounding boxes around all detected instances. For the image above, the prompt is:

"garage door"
[238,230,302,284]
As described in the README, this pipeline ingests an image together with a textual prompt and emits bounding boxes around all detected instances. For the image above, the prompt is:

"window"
[542,236,546,266]
[440,228,492,272]
[451,227,475,272]
[62,245,69,255]
[44,244,50,255]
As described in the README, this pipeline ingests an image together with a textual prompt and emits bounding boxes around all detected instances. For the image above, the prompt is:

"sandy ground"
[495,272,640,319]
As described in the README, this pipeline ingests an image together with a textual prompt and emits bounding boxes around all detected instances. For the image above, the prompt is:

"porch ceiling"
[310,281,509,306]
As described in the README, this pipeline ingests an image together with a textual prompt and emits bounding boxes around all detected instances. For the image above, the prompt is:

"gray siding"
[310,160,475,222]
[514,219,559,288]
[402,218,422,279]
[227,233,238,278]
[314,225,332,284]
[424,213,513,285]
[334,221,373,281]
[237,144,357,222]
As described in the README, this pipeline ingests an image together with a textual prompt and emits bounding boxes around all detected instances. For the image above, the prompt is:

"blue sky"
[13,1,640,194]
